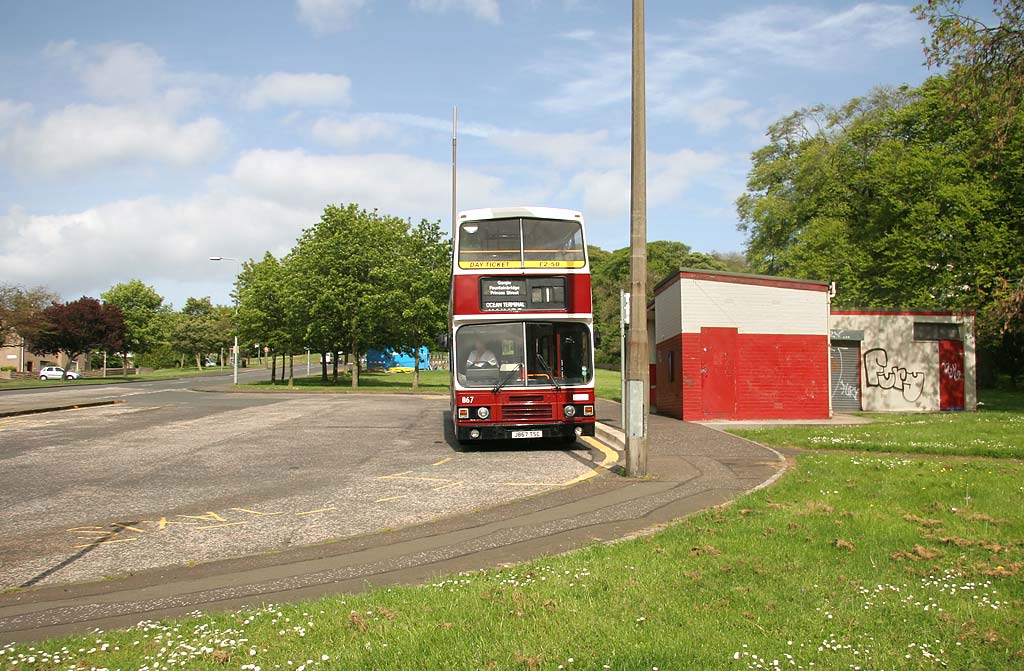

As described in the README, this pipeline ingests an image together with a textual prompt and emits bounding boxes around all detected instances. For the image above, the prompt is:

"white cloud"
[687,2,923,70]
[296,0,367,33]
[42,40,213,113]
[311,115,399,147]
[79,42,166,101]
[231,148,503,214]
[486,129,621,169]
[561,29,595,41]
[0,146,521,302]
[534,3,922,133]
[244,72,352,109]
[0,104,226,174]
[564,147,731,220]
[410,0,500,23]
[0,100,33,128]
[0,195,307,302]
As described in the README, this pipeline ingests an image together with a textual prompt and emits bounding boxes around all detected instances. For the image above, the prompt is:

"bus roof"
[458,206,583,222]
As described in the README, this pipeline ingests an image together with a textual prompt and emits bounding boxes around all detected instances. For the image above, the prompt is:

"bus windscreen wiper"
[492,362,523,393]
[535,354,561,391]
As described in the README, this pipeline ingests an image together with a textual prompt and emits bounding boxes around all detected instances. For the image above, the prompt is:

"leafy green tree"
[737,79,1024,382]
[101,279,170,372]
[379,219,451,389]
[287,204,408,387]
[170,297,227,369]
[236,253,296,385]
[916,0,1024,138]
[30,297,125,379]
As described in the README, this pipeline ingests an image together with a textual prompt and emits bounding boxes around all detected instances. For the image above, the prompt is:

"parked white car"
[38,366,80,380]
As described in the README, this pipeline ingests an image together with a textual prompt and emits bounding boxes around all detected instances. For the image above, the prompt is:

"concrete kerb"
[0,399,125,418]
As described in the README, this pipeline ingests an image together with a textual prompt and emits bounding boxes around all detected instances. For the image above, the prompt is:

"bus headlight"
[476,406,490,419]
[563,404,576,418]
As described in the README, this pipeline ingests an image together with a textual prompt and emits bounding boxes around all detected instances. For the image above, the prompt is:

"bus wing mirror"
[437,332,449,349]
[593,327,602,348]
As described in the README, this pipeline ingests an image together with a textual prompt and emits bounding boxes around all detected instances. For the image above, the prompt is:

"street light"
[209,256,240,386]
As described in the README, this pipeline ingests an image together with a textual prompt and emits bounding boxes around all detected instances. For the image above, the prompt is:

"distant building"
[0,330,87,375]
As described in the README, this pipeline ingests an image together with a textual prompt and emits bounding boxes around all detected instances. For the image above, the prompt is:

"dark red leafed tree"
[30,297,126,379]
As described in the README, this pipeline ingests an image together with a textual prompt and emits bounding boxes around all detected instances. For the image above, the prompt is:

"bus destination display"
[480,277,567,312]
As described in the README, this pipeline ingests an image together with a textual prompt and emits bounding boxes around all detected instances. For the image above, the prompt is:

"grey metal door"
[830,341,861,412]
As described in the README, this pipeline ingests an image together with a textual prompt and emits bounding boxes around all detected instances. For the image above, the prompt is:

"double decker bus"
[449,206,596,444]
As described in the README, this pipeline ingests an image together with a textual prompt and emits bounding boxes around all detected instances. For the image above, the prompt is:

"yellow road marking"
[196,521,248,530]
[431,481,463,492]
[230,507,286,517]
[432,457,453,466]
[502,482,563,487]
[560,436,620,486]
[178,511,227,522]
[380,474,452,483]
[110,523,147,533]
[375,495,409,503]
[72,538,137,548]
[295,507,337,516]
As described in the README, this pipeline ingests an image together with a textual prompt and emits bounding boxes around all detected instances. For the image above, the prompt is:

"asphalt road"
[0,375,609,589]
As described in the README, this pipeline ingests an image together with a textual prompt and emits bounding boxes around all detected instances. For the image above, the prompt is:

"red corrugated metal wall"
[677,333,828,421]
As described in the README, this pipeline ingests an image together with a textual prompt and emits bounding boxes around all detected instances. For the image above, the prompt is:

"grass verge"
[6,452,1021,669]
[730,389,1024,460]
[245,369,451,393]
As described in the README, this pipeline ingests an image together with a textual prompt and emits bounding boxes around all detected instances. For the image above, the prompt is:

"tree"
[169,297,229,369]
[287,204,408,387]
[236,253,296,385]
[380,219,451,389]
[916,0,1024,140]
[30,297,125,379]
[736,79,1024,382]
[1,284,58,346]
[101,279,170,372]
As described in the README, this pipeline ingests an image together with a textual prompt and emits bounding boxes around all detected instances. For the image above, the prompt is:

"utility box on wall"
[653,269,831,421]
[829,310,977,412]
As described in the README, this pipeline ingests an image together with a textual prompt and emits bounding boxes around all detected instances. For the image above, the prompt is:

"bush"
[0,366,15,372]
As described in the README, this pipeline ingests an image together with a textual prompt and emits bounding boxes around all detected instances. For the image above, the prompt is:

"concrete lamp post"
[208,256,240,386]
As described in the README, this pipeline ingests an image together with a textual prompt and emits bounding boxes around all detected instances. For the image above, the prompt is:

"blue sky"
[0,1,965,306]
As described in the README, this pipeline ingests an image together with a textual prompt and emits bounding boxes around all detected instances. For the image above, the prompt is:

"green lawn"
[247,369,451,393]
[0,367,239,390]
[730,389,1024,460]
[6,452,1021,669]
[595,367,622,402]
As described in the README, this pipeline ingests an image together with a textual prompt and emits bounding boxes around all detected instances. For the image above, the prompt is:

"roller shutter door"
[830,341,861,412]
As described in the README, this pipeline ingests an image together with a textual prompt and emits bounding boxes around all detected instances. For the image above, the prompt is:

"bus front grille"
[502,404,553,420]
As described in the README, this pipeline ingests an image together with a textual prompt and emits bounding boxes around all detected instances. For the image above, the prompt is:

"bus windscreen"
[455,322,593,388]
[458,218,585,269]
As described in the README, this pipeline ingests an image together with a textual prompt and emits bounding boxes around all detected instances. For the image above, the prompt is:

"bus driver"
[466,338,498,368]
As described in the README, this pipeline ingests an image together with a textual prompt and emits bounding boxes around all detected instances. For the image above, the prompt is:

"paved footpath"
[0,398,785,642]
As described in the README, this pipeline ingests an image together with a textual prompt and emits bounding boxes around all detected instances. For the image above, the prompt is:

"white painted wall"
[679,278,828,335]
[654,281,682,344]
[829,313,976,412]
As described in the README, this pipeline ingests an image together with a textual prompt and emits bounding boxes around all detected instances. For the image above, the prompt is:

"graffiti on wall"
[863,348,925,403]
[941,359,963,382]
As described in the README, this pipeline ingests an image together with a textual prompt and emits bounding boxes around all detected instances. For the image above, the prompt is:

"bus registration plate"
[511,430,543,439]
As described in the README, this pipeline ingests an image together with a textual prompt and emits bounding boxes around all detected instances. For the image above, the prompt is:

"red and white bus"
[449,206,597,444]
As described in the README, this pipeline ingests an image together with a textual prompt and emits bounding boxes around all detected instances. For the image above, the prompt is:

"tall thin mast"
[452,106,457,239]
